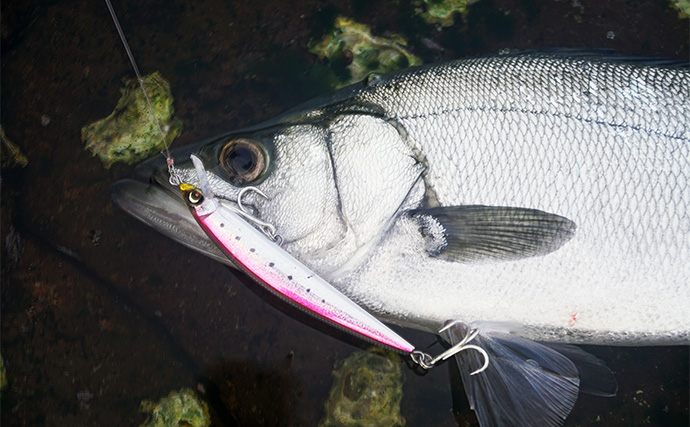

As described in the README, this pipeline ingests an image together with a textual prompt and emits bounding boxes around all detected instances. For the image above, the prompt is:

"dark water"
[1,0,688,425]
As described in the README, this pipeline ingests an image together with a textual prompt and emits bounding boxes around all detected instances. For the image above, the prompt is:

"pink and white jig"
[181,155,416,352]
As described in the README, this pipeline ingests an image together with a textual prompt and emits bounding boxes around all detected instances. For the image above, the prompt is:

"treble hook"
[237,186,268,213]
[410,323,490,375]
[233,186,283,244]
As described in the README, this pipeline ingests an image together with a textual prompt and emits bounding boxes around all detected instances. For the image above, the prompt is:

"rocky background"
[1,0,688,425]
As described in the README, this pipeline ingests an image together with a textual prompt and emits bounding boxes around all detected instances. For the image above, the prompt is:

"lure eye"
[219,138,267,185]
[187,189,204,205]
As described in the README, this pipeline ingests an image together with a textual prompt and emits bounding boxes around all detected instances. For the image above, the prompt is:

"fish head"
[112,112,425,277]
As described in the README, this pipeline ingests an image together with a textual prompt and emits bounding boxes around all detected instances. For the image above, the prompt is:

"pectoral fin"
[413,205,576,262]
[443,322,615,427]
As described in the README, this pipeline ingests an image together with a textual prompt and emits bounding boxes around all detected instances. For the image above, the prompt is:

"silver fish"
[112,52,690,426]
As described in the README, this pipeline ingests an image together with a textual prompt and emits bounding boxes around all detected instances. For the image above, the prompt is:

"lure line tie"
[411,324,490,375]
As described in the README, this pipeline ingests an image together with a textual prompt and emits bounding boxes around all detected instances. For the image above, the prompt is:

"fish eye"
[187,189,203,205]
[219,138,267,185]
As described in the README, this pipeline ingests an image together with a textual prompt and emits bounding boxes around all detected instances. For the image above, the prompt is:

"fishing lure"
[181,155,489,370]
[180,156,414,352]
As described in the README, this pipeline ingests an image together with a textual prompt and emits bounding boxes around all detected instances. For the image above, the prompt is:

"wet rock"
[139,388,210,427]
[320,347,405,427]
[81,72,183,168]
[0,127,28,168]
[414,0,475,27]
[310,17,422,89]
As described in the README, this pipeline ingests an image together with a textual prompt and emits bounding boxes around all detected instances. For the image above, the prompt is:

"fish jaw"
[110,178,234,267]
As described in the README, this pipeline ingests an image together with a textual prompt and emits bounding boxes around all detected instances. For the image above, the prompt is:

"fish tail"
[442,321,617,427]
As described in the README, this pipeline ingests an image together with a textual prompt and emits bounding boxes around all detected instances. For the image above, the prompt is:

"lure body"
[186,186,416,353]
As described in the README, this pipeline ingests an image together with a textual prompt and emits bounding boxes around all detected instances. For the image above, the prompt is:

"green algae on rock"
[670,0,689,17]
[320,348,405,427]
[309,17,422,89]
[1,127,28,168]
[81,72,183,168]
[1,353,7,391]
[415,0,475,27]
[139,388,210,427]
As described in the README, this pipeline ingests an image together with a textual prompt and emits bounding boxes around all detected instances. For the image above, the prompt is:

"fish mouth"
[111,154,234,267]
[111,129,270,267]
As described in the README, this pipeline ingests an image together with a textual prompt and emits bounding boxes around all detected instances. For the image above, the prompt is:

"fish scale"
[117,54,690,342]
[319,54,690,343]
[354,56,688,137]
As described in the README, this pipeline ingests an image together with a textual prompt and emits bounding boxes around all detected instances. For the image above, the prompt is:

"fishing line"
[104,0,181,185]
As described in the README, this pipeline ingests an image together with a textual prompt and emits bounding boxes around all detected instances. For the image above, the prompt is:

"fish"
[111,51,690,426]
